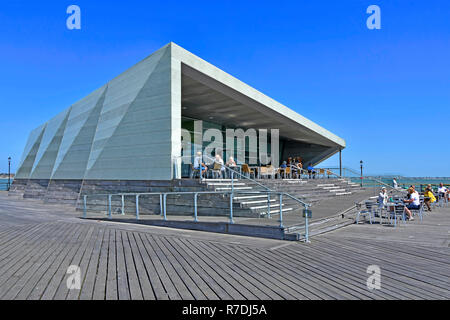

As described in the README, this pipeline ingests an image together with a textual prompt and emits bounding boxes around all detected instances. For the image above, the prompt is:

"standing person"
[393,178,398,189]
[378,187,388,210]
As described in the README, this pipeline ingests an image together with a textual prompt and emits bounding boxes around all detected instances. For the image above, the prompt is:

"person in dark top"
[307,163,316,179]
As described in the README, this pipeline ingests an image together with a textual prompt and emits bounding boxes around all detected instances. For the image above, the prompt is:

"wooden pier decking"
[0,193,449,300]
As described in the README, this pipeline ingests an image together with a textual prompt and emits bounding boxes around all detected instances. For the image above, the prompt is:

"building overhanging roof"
[170,42,346,149]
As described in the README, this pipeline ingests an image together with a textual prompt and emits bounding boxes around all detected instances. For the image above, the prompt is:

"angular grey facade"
[13,43,345,198]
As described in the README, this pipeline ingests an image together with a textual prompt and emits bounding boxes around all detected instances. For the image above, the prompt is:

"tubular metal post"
[135,195,140,220]
[160,194,163,216]
[279,193,283,228]
[229,193,234,224]
[231,171,234,193]
[83,195,87,218]
[267,193,271,218]
[121,195,125,215]
[304,205,310,243]
[194,193,198,222]
[163,194,167,221]
[108,195,112,219]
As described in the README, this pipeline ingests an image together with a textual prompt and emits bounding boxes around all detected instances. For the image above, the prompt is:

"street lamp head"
[8,157,11,161]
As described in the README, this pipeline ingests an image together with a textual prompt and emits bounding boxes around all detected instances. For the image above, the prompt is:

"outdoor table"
[249,166,260,179]
[227,165,241,178]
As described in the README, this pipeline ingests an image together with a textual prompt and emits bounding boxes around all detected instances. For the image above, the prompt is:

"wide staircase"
[202,177,373,218]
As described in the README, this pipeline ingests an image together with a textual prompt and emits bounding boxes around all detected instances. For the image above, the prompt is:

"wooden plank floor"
[0,193,448,300]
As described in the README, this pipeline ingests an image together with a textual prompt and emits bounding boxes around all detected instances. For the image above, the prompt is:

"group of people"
[378,183,449,221]
[280,156,317,179]
[193,152,237,178]
[192,152,318,179]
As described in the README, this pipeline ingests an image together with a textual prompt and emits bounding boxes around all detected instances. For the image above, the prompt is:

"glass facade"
[181,117,284,177]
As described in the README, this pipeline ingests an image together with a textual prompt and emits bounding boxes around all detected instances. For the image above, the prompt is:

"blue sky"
[0,1,449,176]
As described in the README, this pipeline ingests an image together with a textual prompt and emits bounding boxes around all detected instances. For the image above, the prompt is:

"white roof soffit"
[172,43,346,148]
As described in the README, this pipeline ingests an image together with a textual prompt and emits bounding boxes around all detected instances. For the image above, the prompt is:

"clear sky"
[0,1,449,176]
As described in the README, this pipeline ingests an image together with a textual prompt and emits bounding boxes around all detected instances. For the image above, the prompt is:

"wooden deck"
[0,192,449,300]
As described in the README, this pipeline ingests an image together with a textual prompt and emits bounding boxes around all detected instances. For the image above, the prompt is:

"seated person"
[307,163,316,179]
[226,156,236,167]
[402,188,418,220]
[214,154,226,177]
[279,161,287,178]
[438,183,448,201]
[423,185,436,211]
[290,159,300,178]
[193,151,207,177]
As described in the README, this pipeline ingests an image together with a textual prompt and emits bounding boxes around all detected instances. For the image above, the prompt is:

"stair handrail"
[316,166,405,194]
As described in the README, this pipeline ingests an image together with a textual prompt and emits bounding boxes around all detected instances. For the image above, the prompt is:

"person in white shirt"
[378,187,388,209]
[392,178,398,189]
[403,187,418,220]
[438,183,448,201]
[193,151,207,177]
[214,154,225,178]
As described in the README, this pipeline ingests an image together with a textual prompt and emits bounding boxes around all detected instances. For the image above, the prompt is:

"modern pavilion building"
[10,42,345,204]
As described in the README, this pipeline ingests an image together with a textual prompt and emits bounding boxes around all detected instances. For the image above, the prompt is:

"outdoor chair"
[211,162,223,179]
[283,167,291,179]
[242,164,255,179]
[190,164,200,179]
[259,166,268,179]
[410,201,425,221]
[355,201,375,225]
[392,203,407,227]
[318,168,325,178]
[326,170,333,179]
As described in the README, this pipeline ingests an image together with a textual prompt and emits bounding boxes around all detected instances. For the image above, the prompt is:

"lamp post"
[8,157,11,191]
[360,160,363,187]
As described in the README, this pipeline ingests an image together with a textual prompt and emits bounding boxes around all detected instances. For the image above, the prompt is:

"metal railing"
[82,189,312,242]
[317,167,406,195]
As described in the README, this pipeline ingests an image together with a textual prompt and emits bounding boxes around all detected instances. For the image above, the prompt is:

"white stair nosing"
[234,195,269,200]
[250,203,284,210]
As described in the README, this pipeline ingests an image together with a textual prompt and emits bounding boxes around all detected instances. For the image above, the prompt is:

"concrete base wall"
[9,178,259,218]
